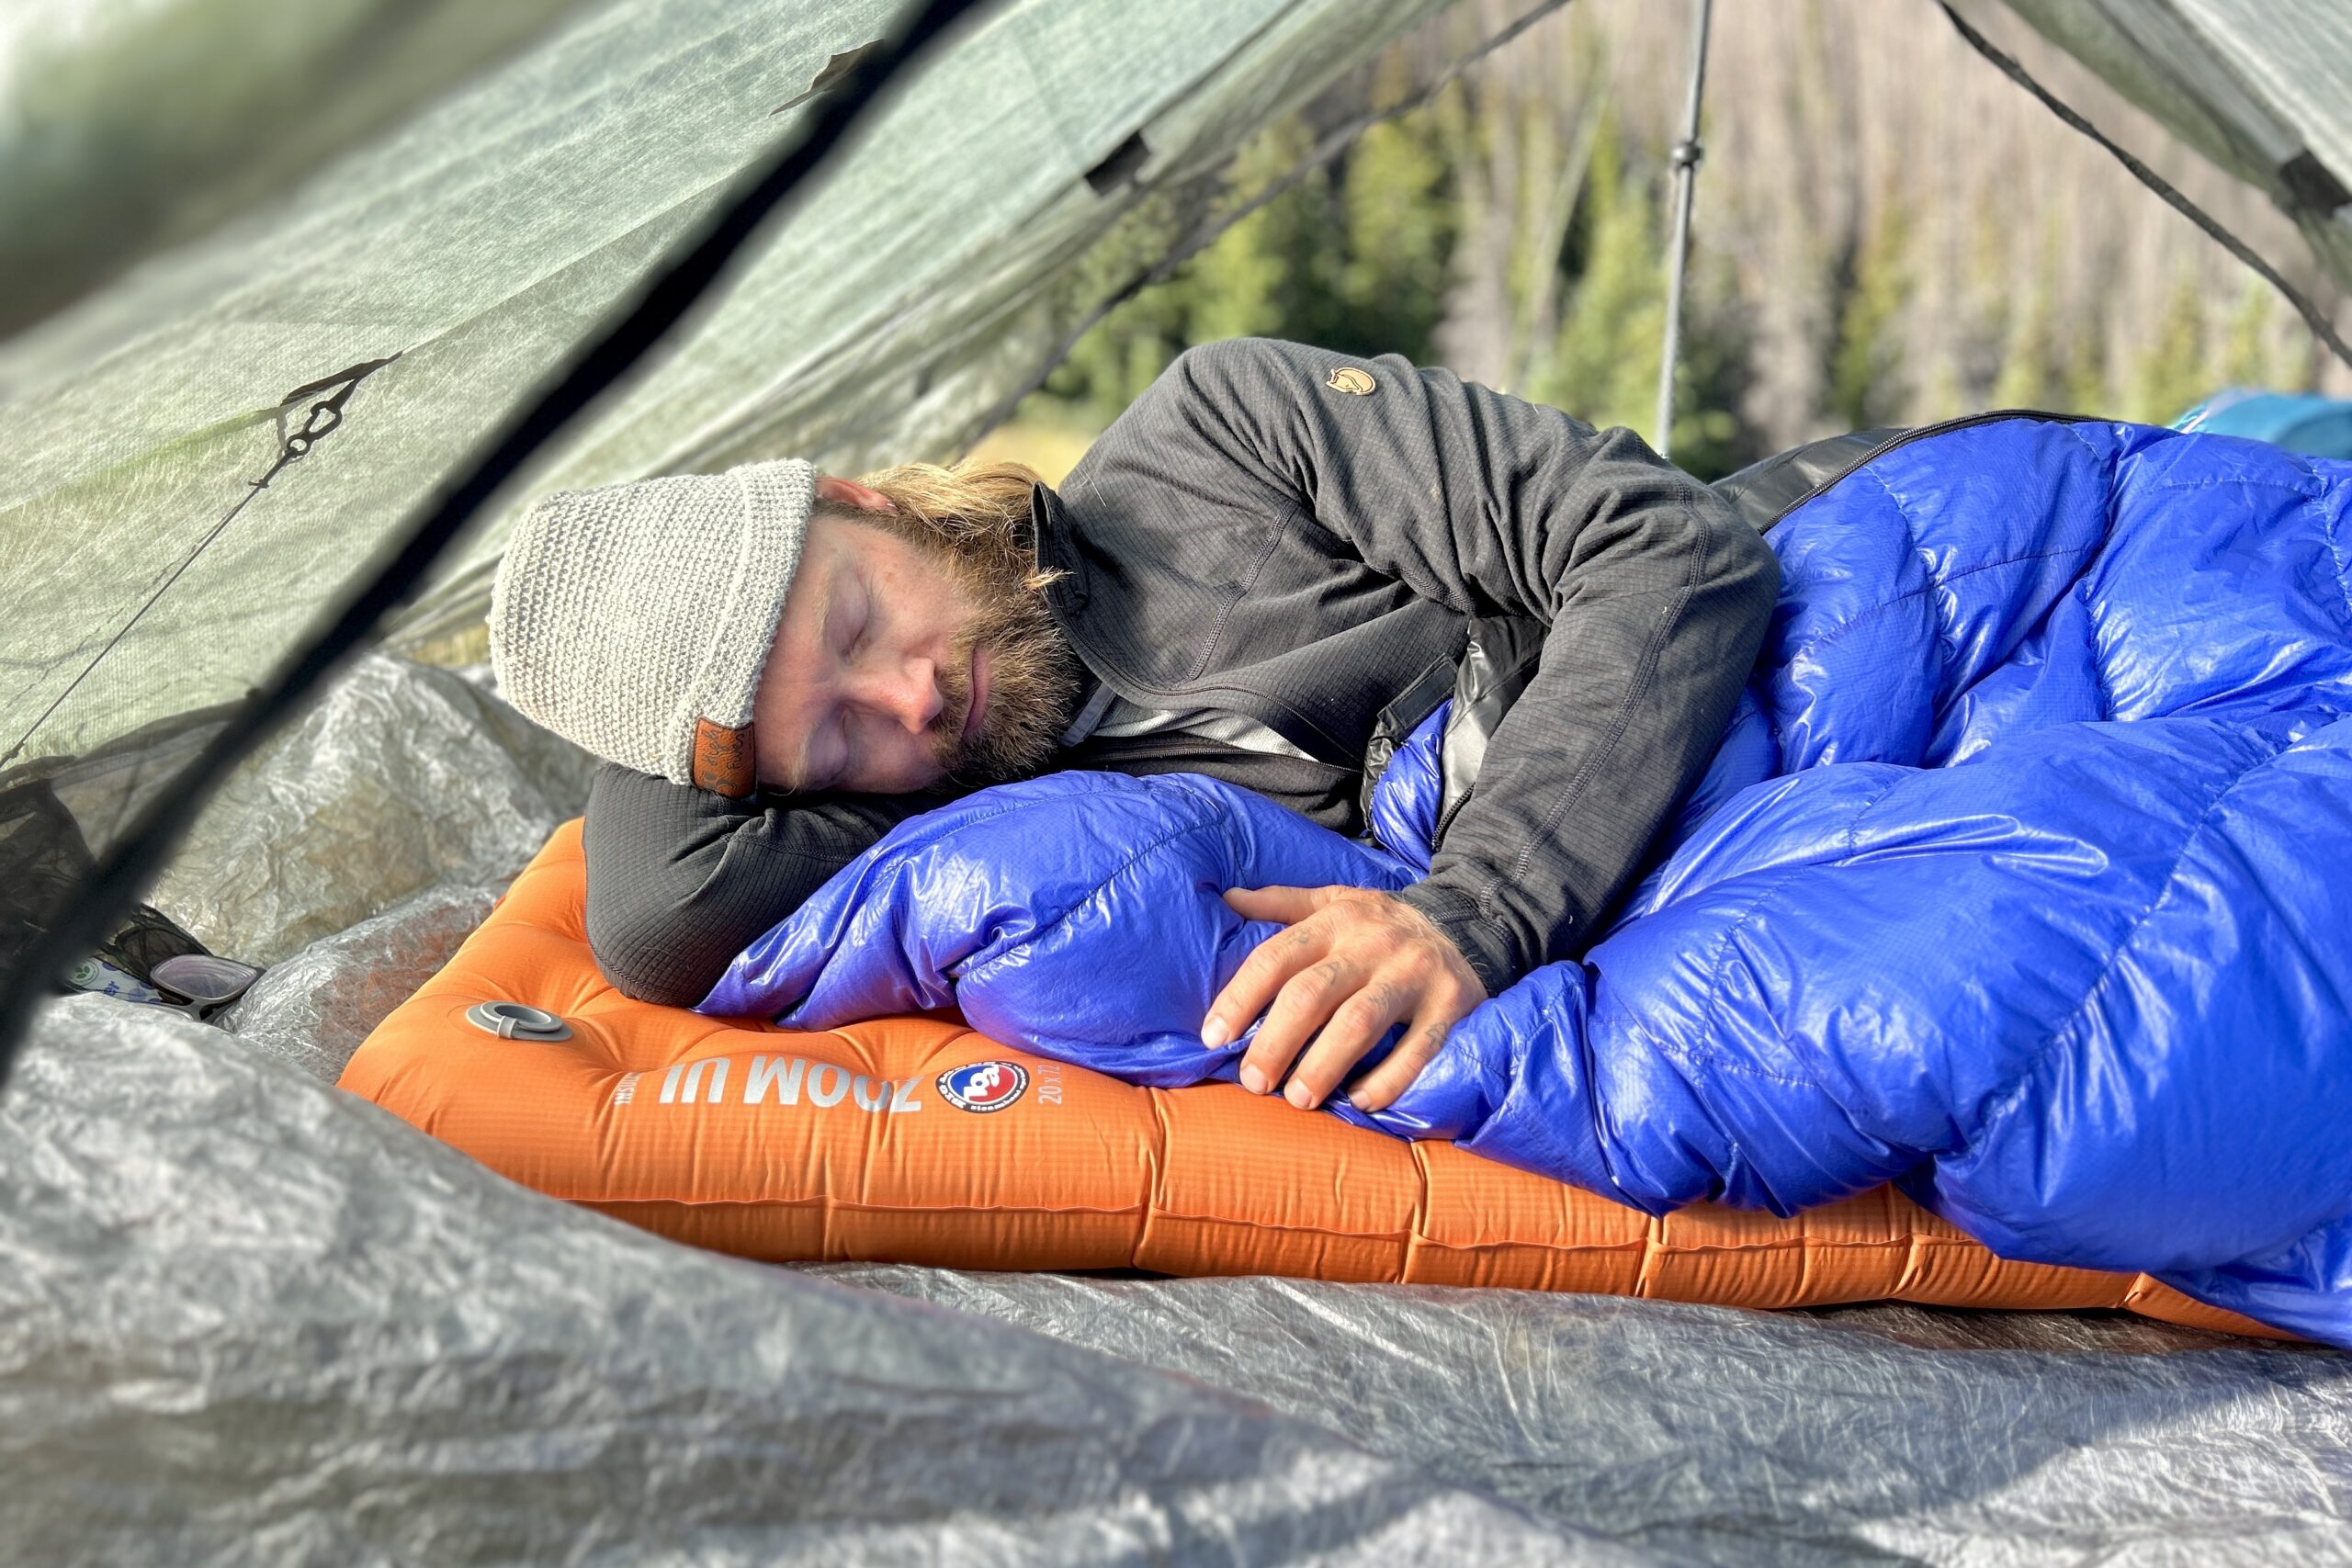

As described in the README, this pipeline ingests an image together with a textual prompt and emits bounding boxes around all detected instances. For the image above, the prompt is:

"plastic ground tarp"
[11,995,2351,1566]
[6,997,1634,1567]
[7,653,2351,1565]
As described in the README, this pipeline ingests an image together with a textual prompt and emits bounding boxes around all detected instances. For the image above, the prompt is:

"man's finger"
[1221,885,1334,923]
[1341,1004,1458,1113]
[1283,976,1414,1111]
[1202,910,1330,1049]
[1235,953,1358,1096]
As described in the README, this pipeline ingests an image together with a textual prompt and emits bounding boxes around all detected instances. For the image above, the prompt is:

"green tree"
[1182,170,1298,345]
[1829,197,1915,428]
[1521,111,1750,477]
[1334,103,1456,362]
[1661,259,1756,479]
[2059,315,2112,416]
[1035,119,1325,424]
[1026,61,1754,479]
[1989,224,2062,413]
[2123,274,2211,424]
[1029,93,1460,429]
[2217,278,2290,390]
[1532,113,1663,434]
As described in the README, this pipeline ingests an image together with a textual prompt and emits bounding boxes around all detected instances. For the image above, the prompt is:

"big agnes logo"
[935,1060,1029,1113]
[611,1054,923,1113]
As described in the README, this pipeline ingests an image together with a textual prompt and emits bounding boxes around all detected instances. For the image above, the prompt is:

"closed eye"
[842,581,873,663]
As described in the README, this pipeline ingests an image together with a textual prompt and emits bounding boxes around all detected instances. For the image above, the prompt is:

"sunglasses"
[150,953,264,1021]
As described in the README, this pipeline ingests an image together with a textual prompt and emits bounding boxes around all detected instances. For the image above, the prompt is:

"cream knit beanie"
[488,458,818,796]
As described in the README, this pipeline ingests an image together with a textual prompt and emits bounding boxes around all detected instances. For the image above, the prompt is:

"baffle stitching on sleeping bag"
[1818,433,2107,701]
[1969,728,2291,1146]
[2053,414,2121,480]
[2141,474,2324,496]
[1579,1005,1665,1212]
[1670,772,1915,1088]
[956,813,1227,987]
[2313,481,2352,628]
[2075,575,2116,721]
[1661,868,1831,1092]
[1876,465,1955,688]
[1782,540,2107,685]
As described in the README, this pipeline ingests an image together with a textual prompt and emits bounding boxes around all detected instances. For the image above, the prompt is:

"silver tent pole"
[1655,0,1714,460]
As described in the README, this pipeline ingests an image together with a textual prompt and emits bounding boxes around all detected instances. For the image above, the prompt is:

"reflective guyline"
[1,356,400,772]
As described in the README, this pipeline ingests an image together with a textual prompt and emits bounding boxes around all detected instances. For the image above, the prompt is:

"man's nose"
[854,657,942,733]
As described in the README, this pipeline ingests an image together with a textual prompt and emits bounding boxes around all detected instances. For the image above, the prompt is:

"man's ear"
[814,476,896,514]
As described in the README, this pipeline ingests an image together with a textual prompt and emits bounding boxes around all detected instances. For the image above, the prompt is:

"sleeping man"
[486,335,1779,1115]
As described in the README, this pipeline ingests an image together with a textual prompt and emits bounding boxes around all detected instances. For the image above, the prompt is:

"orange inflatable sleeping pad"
[341,821,2280,1337]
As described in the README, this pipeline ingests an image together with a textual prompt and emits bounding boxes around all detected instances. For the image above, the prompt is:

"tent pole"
[1655,0,1713,460]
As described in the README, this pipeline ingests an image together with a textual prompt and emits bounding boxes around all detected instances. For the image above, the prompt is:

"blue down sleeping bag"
[705,417,2352,1345]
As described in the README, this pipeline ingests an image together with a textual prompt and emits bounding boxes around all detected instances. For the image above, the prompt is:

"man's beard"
[922,537,1082,787]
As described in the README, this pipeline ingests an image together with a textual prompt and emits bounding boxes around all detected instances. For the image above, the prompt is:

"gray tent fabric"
[172,650,597,1077]
[824,1267,2352,1565]
[146,654,595,967]
[1996,0,2352,288]
[224,878,503,1084]
[0,0,1449,779]
[0,0,605,341]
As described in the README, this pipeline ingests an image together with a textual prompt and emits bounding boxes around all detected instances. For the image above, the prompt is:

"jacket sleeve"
[1151,337,1780,990]
[581,761,934,1008]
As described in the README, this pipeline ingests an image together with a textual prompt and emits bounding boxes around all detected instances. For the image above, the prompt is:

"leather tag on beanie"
[691,718,757,797]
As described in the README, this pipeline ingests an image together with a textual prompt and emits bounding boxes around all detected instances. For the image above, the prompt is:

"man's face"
[751,499,1077,795]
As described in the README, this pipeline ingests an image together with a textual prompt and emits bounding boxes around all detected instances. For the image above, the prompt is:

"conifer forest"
[1017,0,2351,480]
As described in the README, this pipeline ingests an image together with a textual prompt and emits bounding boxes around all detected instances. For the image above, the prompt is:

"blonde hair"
[841,459,1063,592]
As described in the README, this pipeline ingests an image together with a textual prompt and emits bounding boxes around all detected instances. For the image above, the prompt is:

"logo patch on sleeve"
[936,1060,1030,1113]
[1324,366,1376,396]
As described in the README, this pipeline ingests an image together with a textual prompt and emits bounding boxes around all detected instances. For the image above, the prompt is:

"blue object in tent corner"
[705,416,2352,1348]
[2176,386,2352,459]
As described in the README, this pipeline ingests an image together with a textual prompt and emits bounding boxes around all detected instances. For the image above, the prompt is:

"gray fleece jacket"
[582,337,1779,1007]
